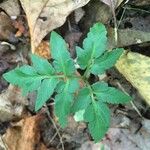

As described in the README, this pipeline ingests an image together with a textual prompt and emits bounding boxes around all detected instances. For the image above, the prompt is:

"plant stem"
[85,80,95,102]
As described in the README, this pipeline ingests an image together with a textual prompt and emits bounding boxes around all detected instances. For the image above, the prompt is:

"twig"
[49,127,61,143]
[117,7,126,28]
[45,106,65,150]
[123,6,150,14]
[110,0,118,45]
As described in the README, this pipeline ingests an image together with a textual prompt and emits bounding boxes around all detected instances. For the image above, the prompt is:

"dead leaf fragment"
[108,28,150,49]
[0,12,18,43]
[0,0,20,17]
[0,85,27,122]
[35,41,50,59]
[116,51,150,106]
[13,20,26,37]
[3,114,47,150]
[19,0,90,53]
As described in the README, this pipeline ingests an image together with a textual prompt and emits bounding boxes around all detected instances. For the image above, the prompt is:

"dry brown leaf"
[19,0,90,53]
[35,41,50,59]
[3,114,47,150]
[0,12,17,42]
[0,85,27,122]
[0,0,20,17]
[13,20,26,37]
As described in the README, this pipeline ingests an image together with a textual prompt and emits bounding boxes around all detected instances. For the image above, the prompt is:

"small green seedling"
[3,23,132,142]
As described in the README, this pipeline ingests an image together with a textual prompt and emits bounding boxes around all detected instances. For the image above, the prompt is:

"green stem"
[83,66,90,79]
[85,80,95,103]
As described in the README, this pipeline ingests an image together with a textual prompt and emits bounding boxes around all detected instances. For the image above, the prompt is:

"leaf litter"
[0,0,150,149]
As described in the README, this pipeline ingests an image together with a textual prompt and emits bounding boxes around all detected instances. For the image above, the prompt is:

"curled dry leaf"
[3,114,47,150]
[116,51,150,106]
[19,0,90,53]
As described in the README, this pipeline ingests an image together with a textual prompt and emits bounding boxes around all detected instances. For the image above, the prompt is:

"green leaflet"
[50,31,75,76]
[90,48,123,75]
[84,101,110,142]
[31,54,55,75]
[92,82,132,104]
[35,78,59,111]
[71,87,91,113]
[54,78,79,127]
[77,23,107,69]
[55,92,73,128]
[3,65,45,95]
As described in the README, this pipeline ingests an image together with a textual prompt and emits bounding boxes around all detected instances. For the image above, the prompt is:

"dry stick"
[49,127,61,144]
[110,0,118,45]
[45,106,65,150]
[116,81,143,118]
[117,7,126,28]
[123,6,150,14]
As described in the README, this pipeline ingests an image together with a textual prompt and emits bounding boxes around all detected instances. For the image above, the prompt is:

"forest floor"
[0,0,150,150]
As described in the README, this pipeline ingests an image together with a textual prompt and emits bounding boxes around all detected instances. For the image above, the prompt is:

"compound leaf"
[92,82,132,104]
[84,101,110,142]
[90,48,123,75]
[35,78,59,111]
[77,23,107,69]
[50,31,75,76]
[3,65,45,95]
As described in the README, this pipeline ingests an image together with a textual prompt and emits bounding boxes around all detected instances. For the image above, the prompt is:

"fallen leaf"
[0,12,18,43]
[19,0,90,53]
[0,0,20,17]
[35,41,50,59]
[3,114,47,150]
[108,28,150,49]
[0,85,27,122]
[13,20,26,37]
[65,30,82,58]
[115,51,150,106]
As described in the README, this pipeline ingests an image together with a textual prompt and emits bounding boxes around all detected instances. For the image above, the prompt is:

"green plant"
[3,23,131,142]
